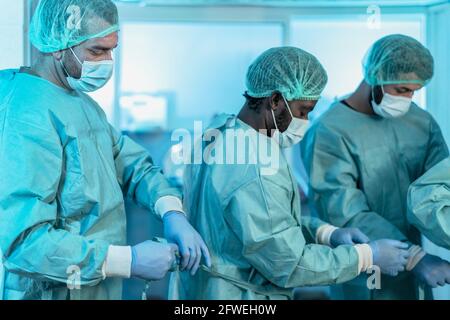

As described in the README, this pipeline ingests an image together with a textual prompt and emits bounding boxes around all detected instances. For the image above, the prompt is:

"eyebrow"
[91,44,118,50]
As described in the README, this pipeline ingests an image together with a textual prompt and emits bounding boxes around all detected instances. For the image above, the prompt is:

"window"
[118,22,283,131]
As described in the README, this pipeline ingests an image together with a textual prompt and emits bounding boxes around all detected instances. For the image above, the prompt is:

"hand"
[412,254,450,288]
[131,240,179,281]
[369,239,409,276]
[330,228,370,247]
[163,211,212,275]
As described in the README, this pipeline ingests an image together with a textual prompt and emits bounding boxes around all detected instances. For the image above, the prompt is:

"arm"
[301,215,329,244]
[109,125,211,273]
[109,125,183,219]
[301,124,408,241]
[423,116,449,172]
[0,121,110,286]
[224,177,370,288]
[408,157,450,249]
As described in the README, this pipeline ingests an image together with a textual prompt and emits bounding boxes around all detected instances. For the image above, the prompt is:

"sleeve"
[0,120,109,286]
[301,124,409,241]
[109,125,183,219]
[301,215,328,244]
[223,177,360,288]
[408,157,450,249]
[423,116,449,171]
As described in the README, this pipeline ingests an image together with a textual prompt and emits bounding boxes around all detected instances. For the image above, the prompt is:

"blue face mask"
[61,47,114,92]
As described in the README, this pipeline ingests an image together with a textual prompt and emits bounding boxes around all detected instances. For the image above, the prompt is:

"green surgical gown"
[408,157,450,249]
[168,114,360,300]
[0,70,181,300]
[301,101,448,300]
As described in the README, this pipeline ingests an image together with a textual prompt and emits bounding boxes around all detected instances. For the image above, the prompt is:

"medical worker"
[0,0,210,300]
[302,34,450,299]
[169,47,410,300]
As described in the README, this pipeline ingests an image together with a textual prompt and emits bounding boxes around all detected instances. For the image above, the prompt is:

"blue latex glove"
[163,211,212,275]
[412,254,450,288]
[131,240,179,281]
[330,228,370,247]
[369,239,409,276]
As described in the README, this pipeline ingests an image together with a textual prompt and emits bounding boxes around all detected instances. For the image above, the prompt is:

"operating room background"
[1,0,450,299]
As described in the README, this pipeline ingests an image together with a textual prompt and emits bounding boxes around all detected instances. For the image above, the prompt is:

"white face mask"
[61,47,114,92]
[371,86,412,118]
[271,95,309,148]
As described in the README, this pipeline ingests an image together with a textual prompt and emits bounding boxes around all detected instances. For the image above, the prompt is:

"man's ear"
[52,50,64,61]
[373,85,383,104]
[269,91,282,110]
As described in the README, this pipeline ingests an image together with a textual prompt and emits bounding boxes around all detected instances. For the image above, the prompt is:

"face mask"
[371,86,412,118]
[60,47,114,92]
[271,95,309,148]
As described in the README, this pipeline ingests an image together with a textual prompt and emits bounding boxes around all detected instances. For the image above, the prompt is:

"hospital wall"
[0,0,25,69]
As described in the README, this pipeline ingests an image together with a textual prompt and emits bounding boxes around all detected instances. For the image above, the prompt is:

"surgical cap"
[363,34,434,86]
[30,0,119,53]
[245,46,328,101]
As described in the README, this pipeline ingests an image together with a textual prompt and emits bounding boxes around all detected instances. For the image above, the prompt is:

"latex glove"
[412,254,450,288]
[131,240,179,281]
[330,228,370,247]
[369,239,409,276]
[163,211,212,275]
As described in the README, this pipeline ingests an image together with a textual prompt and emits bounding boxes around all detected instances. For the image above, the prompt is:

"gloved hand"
[163,211,212,275]
[369,239,409,276]
[131,240,179,281]
[330,228,370,247]
[412,254,450,288]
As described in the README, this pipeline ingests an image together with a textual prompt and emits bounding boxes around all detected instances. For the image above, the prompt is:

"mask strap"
[69,47,83,66]
[282,95,294,119]
[271,109,279,131]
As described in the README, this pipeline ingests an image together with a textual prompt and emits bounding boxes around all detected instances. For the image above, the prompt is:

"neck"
[237,104,270,136]
[346,81,375,115]
[29,54,70,91]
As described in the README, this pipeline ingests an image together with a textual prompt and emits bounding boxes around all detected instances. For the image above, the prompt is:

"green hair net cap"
[30,0,119,53]
[363,34,434,86]
[245,46,328,101]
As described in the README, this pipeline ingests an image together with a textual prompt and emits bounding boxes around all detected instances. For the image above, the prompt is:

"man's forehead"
[84,31,119,49]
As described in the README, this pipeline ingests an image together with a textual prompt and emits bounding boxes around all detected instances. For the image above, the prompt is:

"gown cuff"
[406,245,427,271]
[354,244,373,274]
[155,196,185,219]
[102,245,132,279]
[316,224,339,246]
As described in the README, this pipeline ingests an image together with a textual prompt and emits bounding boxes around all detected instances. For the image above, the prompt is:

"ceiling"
[114,0,450,7]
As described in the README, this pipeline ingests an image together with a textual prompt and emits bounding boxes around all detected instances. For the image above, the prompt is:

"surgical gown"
[169,114,360,300]
[408,157,450,249]
[301,101,448,299]
[0,70,181,300]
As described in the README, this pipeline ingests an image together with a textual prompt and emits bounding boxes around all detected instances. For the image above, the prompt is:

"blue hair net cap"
[30,0,119,53]
[363,34,434,86]
[245,46,328,101]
